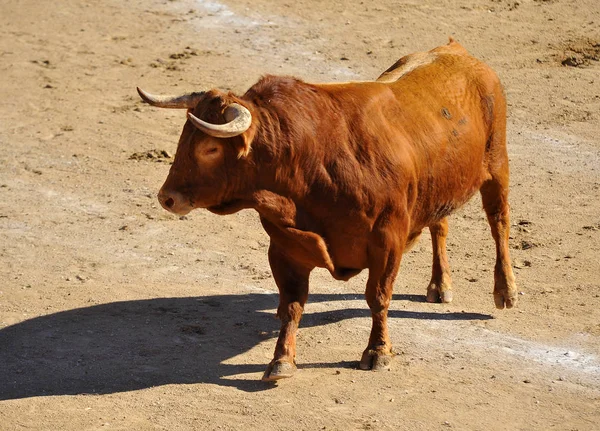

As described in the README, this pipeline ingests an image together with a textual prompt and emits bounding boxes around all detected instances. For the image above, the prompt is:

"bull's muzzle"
[157,189,192,215]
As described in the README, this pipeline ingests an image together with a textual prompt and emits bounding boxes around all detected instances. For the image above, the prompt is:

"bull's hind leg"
[480,177,518,309]
[426,217,453,303]
[262,244,311,382]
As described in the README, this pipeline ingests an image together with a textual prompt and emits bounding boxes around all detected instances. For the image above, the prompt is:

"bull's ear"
[236,123,256,159]
[220,104,256,159]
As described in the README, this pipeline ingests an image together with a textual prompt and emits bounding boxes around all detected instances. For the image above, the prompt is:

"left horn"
[137,87,205,109]
[187,103,252,138]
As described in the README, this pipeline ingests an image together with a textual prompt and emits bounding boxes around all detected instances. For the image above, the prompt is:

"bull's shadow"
[0,293,492,400]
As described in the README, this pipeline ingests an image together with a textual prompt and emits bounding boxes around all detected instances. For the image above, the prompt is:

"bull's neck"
[250,104,327,202]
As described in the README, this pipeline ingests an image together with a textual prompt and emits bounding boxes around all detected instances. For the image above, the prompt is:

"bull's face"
[158,123,230,215]
[137,88,254,216]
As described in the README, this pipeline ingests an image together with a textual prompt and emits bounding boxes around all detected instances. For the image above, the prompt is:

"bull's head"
[137,87,255,215]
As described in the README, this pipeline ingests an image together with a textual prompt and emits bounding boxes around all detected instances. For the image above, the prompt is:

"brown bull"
[138,39,518,381]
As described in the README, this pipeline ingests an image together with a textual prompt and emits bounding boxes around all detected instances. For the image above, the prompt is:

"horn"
[187,103,252,138]
[137,87,205,109]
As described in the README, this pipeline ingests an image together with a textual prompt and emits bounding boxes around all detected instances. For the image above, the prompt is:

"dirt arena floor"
[1,0,599,429]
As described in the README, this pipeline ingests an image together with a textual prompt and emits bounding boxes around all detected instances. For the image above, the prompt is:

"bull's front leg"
[360,215,406,371]
[262,243,312,382]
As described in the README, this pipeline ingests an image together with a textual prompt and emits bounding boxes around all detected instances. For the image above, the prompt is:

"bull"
[137,39,518,381]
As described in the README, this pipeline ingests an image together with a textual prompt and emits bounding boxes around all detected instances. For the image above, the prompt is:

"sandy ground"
[1,0,600,429]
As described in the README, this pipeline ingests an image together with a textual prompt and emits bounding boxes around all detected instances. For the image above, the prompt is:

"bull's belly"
[411,176,485,230]
[287,163,487,279]
[315,185,483,279]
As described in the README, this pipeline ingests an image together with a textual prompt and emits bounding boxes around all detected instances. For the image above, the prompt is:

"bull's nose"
[163,197,175,209]
[157,191,171,210]
[158,190,192,215]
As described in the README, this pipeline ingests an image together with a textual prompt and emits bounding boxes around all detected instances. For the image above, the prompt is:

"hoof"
[261,359,297,382]
[359,348,395,371]
[426,283,453,304]
[426,288,439,303]
[440,290,453,303]
[494,289,518,309]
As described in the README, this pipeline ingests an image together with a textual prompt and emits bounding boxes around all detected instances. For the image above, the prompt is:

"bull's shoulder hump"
[376,40,475,83]
[376,51,439,83]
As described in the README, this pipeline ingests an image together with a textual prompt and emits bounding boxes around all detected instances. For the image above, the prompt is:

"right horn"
[187,103,252,138]
[137,87,205,109]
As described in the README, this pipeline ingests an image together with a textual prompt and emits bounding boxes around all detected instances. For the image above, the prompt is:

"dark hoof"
[359,349,395,371]
[261,359,297,382]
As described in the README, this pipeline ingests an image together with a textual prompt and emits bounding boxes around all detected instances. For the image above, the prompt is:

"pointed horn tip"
[136,87,150,103]
[135,88,205,109]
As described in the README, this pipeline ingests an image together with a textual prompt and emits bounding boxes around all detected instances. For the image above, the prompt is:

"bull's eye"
[196,139,223,163]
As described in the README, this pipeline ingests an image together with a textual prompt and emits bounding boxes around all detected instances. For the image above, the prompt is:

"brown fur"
[155,40,518,380]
